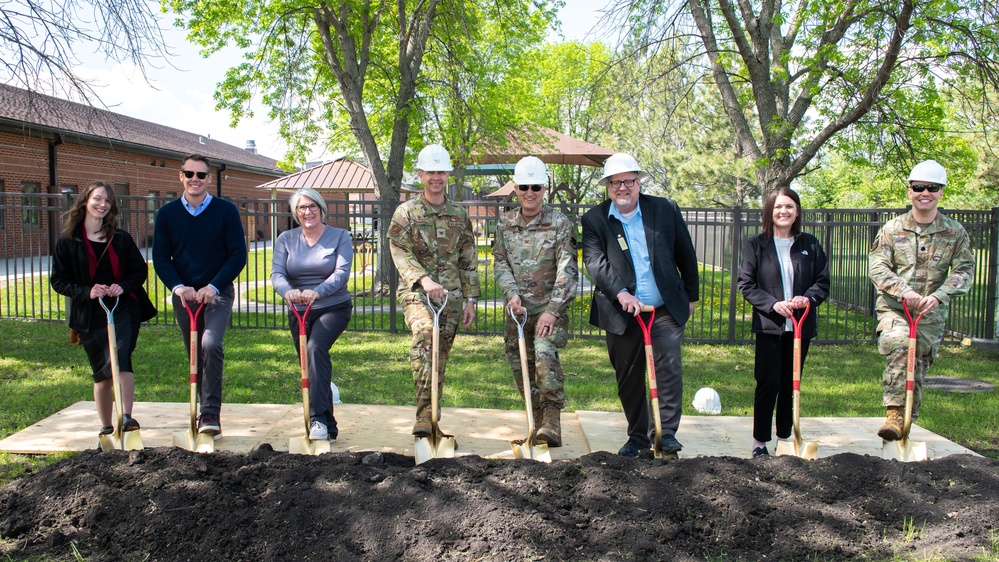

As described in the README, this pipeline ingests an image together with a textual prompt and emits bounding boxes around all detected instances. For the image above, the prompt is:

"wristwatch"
[467,297,477,304]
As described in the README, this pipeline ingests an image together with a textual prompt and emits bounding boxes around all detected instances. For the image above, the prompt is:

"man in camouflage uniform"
[493,156,578,447]
[388,144,480,437]
[869,160,975,441]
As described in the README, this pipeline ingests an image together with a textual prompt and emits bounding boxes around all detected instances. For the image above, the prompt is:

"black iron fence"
[2,191,997,345]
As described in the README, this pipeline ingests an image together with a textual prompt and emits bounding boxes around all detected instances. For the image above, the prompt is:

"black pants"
[606,307,684,448]
[289,301,352,434]
[753,332,811,443]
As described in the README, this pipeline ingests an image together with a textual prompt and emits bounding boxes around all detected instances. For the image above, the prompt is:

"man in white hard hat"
[388,144,480,437]
[493,156,578,446]
[869,160,975,441]
[581,153,699,457]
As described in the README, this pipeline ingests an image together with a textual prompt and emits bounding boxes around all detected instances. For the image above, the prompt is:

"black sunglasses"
[517,185,544,192]
[182,170,209,180]
[910,183,942,193]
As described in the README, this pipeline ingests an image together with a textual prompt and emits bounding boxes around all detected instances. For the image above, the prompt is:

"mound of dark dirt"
[2,448,997,561]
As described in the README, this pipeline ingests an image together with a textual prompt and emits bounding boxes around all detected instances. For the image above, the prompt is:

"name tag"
[617,234,628,251]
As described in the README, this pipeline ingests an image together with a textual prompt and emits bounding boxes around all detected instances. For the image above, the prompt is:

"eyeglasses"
[607,178,637,189]
[182,170,209,180]
[296,204,320,213]
[910,183,943,193]
[517,185,544,192]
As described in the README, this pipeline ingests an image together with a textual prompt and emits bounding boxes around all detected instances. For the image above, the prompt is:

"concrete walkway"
[0,401,978,460]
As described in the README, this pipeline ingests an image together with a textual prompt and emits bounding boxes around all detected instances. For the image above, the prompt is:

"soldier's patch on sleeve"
[389,224,402,237]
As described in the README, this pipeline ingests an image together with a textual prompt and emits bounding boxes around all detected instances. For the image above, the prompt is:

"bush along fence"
[2,192,997,345]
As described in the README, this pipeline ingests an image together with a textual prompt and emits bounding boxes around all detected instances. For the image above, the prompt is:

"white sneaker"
[309,420,329,440]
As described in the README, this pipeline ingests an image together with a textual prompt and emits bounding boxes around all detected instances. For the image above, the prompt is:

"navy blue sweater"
[152,197,247,291]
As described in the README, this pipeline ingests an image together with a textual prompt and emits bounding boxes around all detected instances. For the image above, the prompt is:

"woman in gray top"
[272,188,353,442]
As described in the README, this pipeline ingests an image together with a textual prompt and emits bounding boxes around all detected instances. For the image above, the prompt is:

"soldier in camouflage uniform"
[493,156,578,447]
[388,144,480,437]
[869,160,975,441]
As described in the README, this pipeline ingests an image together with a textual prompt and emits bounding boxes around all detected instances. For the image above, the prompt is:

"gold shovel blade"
[289,435,331,456]
[883,438,928,462]
[173,430,197,451]
[99,434,119,452]
[122,430,144,451]
[511,439,551,463]
[173,430,215,453]
[413,436,434,465]
[775,439,819,459]
[414,433,456,465]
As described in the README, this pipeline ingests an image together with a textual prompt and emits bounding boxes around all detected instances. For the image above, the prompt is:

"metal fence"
[2,191,997,345]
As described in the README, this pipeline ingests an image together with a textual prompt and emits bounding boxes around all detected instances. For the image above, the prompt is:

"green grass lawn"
[2,318,998,486]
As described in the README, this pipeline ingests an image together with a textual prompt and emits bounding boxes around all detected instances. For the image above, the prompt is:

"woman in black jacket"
[737,187,829,458]
[50,181,156,439]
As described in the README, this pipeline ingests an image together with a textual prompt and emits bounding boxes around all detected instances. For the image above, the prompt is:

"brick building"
[0,84,285,259]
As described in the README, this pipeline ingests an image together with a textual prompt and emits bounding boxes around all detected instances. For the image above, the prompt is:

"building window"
[147,191,159,225]
[114,182,130,196]
[0,180,6,229]
[21,182,40,227]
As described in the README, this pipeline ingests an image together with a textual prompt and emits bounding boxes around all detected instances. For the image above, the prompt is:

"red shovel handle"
[290,301,313,336]
[181,300,205,384]
[902,299,925,338]
[182,299,206,332]
[636,305,656,345]
[790,300,810,339]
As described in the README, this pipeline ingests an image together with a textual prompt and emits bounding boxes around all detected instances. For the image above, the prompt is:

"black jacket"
[50,229,157,332]
[737,232,830,338]
[581,194,700,335]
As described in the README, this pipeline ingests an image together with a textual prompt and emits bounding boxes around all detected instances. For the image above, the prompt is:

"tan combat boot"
[877,406,904,441]
[536,404,562,447]
[412,393,432,437]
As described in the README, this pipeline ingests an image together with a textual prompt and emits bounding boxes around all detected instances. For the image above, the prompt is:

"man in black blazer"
[581,153,699,457]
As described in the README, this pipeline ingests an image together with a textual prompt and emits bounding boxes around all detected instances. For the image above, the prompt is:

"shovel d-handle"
[901,300,926,444]
[636,305,664,457]
[789,301,810,444]
[509,305,540,450]
[98,297,126,449]
[290,303,314,437]
[181,300,206,436]
[425,292,449,436]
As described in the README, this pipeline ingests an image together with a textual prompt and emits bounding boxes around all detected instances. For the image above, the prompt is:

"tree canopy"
[608,0,999,201]
[2,0,167,101]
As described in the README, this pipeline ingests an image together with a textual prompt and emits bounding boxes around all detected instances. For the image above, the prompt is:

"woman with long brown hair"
[50,181,156,442]
[737,187,829,457]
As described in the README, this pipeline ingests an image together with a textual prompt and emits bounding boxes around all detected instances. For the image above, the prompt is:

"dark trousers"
[172,287,234,419]
[289,301,351,434]
[753,332,811,443]
[606,307,684,447]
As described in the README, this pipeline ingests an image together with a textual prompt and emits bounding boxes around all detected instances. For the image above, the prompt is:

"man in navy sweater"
[153,154,247,438]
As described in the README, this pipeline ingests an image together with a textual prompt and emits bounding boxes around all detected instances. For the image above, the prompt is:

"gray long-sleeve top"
[271,225,353,311]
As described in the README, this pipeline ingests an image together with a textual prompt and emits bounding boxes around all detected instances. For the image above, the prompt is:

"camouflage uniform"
[869,211,975,416]
[388,195,480,420]
[494,205,578,409]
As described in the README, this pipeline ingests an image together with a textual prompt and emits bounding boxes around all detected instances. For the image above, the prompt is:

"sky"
[66,1,611,163]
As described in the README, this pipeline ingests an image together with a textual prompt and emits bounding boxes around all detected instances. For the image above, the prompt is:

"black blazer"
[581,194,699,335]
[50,228,157,332]
[737,232,830,338]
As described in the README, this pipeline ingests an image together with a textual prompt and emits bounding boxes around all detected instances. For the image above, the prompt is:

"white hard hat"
[907,160,946,186]
[416,144,453,172]
[513,156,548,185]
[692,387,721,414]
[599,153,648,185]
